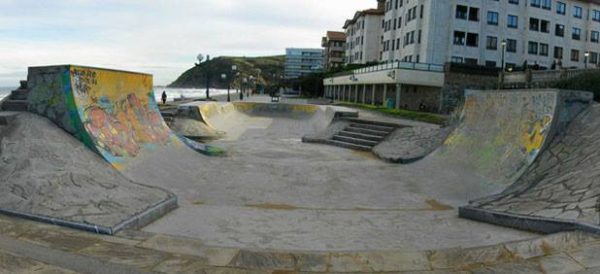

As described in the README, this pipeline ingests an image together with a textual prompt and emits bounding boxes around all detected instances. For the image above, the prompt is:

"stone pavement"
[0,213,599,273]
[373,126,454,163]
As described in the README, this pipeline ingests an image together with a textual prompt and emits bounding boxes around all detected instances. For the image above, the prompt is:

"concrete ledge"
[459,206,600,235]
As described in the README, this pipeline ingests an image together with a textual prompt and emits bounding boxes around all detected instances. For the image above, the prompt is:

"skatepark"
[1,65,600,272]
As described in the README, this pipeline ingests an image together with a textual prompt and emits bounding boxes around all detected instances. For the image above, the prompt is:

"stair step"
[332,135,379,146]
[0,112,19,125]
[327,140,373,151]
[345,126,389,136]
[349,123,396,132]
[338,131,384,142]
[9,89,29,100]
[344,118,401,128]
[1,100,28,111]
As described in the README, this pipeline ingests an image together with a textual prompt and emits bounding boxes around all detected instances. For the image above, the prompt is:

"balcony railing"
[329,61,444,78]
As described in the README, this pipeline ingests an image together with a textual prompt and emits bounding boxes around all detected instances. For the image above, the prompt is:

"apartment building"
[379,0,600,69]
[344,0,385,64]
[284,48,324,79]
[322,31,347,70]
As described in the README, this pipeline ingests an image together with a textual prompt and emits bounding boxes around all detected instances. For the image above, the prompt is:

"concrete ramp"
[174,101,356,141]
[461,104,600,234]
[28,65,184,170]
[433,89,591,187]
[20,65,182,233]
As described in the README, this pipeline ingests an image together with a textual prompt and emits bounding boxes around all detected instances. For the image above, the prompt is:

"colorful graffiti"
[27,65,179,170]
[441,91,557,186]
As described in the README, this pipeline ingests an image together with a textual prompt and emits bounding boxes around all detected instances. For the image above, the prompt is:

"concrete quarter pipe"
[19,65,181,234]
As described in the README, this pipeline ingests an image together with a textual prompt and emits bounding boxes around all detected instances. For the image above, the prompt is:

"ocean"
[0,87,229,103]
[154,87,231,102]
[0,87,15,101]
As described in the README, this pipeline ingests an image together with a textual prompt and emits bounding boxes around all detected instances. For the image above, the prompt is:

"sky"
[0,0,370,87]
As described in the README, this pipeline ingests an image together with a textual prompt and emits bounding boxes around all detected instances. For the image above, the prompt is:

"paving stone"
[470,260,543,274]
[327,251,430,273]
[152,255,210,274]
[139,234,236,266]
[76,241,169,270]
[535,253,585,274]
[568,243,600,268]
[429,245,511,270]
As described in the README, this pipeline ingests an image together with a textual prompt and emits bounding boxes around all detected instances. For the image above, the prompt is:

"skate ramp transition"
[21,65,180,234]
[174,101,357,140]
[454,90,600,234]
[433,89,591,187]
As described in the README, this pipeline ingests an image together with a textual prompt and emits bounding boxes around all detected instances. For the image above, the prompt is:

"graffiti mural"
[27,65,180,170]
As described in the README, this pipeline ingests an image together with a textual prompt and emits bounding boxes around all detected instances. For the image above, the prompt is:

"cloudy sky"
[0,0,370,87]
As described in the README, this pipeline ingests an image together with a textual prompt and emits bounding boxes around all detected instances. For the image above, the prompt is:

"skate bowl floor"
[12,64,597,253]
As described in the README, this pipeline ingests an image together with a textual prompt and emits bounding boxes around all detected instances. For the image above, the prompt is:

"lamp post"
[585,51,590,69]
[196,53,212,99]
[501,40,507,71]
[228,65,237,102]
[221,73,227,101]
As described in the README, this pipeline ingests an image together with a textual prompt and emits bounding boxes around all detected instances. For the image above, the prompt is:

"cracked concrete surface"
[0,112,172,230]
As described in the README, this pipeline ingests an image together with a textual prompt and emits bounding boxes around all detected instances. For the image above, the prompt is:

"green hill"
[168,55,285,89]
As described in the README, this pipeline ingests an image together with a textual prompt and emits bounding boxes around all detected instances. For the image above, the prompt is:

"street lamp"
[196,53,212,99]
[227,65,237,102]
[221,73,227,102]
[501,39,507,71]
[585,51,590,69]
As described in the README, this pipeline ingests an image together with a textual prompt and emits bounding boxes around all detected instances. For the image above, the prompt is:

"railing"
[503,68,600,84]
[329,61,444,78]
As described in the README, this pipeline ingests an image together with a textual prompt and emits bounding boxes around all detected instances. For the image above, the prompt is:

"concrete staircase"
[1,81,29,112]
[328,119,399,151]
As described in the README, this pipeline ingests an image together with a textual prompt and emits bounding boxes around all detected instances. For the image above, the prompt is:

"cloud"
[0,0,371,86]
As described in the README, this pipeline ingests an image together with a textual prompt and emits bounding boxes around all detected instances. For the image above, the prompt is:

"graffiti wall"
[439,90,558,186]
[27,65,180,170]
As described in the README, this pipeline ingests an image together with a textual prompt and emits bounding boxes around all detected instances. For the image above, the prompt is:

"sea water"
[153,87,231,103]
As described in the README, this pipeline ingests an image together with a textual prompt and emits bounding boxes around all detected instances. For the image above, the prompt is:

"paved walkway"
[0,214,598,273]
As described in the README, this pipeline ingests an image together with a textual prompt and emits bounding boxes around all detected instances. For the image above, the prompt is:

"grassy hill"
[168,55,285,89]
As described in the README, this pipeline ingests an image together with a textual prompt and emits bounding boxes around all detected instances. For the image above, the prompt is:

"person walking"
[161,91,167,104]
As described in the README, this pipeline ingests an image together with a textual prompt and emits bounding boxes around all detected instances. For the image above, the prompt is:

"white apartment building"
[379,0,600,69]
[344,2,385,64]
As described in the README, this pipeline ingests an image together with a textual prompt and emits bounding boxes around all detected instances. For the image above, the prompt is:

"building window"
[531,0,541,8]
[528,41,538,55]
[509,0,519,4]
[539,43,549,56]
[486,36,498,50]
[557,2,566,15]
[529,18,539,31]
[469,7,479,21]
[555,24,565,37]
[506,39,517,52]
[572,27,581,40]
[507,15,518,28]
[554,47,563,59]
[487,11,499,25]
[571,49,580,62]
[465,58,478,65]
[591,52,599,64]
[592,31,600,43]
[573,6,583,18]
[451,56,464,63]
[466,33,479,47]
[540,20,549,33]
[485,61,497,67]
[542,0,551,9]
[593,10,600,22]
[453,31,466,45]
